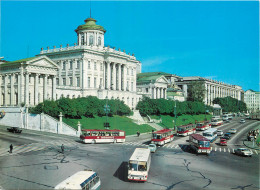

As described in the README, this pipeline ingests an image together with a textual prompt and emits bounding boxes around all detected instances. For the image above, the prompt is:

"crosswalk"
[0,139,79,157]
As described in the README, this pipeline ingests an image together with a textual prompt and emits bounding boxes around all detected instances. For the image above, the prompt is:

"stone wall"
[0,106,79,136]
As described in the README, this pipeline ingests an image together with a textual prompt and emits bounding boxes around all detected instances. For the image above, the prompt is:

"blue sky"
[1,1,259,91]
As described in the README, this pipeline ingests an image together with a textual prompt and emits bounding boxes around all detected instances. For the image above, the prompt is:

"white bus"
[202,128,218,142]
[55,170,101,190]
[128,148,151,182]
[211,118,223,126]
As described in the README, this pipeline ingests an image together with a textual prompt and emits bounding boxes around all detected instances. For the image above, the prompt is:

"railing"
[40,45,137,60]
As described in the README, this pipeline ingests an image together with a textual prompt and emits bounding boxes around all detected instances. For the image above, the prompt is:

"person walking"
[61,144,64,154]
[9,144,13,153]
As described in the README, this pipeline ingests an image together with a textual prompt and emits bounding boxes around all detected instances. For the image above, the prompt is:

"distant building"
[175,76,243,106]
[244,90,260,113]
[136,72,168,99]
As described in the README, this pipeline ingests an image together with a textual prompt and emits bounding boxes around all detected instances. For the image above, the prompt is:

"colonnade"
[152,87,167,99]
[0,72,56,106]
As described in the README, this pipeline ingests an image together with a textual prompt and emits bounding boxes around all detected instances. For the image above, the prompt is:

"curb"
[243,140,260,150]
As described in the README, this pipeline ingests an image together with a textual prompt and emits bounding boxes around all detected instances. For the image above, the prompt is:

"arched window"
[98,37,101,46]
[89,35,94,45]
[81,34,84,45]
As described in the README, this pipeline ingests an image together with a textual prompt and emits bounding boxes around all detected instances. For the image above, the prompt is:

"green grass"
[150,114,212,129]
[63,115,154,136]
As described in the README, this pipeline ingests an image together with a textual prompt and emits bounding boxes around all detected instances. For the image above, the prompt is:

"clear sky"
[1,1,259,91]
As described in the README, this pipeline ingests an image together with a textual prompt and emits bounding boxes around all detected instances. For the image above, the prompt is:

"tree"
[187,81,206,102]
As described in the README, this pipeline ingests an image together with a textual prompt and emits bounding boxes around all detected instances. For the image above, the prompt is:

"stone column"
[52,76,56,100]
[43,74,48,100]
[34,74,39,105]
[118,64,122,91]
[10,74,14,106]
[164,88,167,99]
[17,74,21,105]
[20,68,25,104]
[107,62,111,89]
[123,65,127,91]
[112,63,116,90]
[25,73,29,105]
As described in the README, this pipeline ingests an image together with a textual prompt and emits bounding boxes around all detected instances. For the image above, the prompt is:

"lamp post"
[104,94,110,129]
[174,101,177,131]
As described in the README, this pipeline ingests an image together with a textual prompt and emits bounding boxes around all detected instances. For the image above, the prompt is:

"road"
[0,118,259,190]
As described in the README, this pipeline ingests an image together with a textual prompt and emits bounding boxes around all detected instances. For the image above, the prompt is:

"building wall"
[244,90,260,113]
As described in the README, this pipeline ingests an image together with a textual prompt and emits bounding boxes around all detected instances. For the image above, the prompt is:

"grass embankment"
[151,114,212,129]
[63,115,154,136]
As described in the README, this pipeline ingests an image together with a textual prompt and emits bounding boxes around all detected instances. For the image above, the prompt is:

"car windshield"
[149,144,155,148]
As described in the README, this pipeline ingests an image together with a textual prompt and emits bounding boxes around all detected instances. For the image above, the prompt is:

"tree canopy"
[213,96,247,113]
[187,81,206,102]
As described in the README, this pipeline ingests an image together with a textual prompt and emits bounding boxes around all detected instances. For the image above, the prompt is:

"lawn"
[151,114,212,129]
[63,115,155,136]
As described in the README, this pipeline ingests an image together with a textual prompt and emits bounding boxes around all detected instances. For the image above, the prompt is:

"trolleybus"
[202,128,218,142]
[151,129,174,146]
[177,124,196,136]
[80,129,125,144]
[55,170,101,190]
[128,148,151,182]
[189,134,211,155]
[211,118,223,126]
[196,121,211,131]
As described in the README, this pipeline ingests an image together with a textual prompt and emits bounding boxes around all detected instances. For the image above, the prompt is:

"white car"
[228,128,237,134]
[148,144,157,153]
[217,130,223,136]
[234,148,253,157]
[240,119,245,123]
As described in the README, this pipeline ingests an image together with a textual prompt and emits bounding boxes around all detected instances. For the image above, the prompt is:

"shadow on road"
[113,161,128,182]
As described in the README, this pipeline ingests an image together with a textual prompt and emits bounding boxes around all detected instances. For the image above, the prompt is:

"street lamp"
[174,101,177,131]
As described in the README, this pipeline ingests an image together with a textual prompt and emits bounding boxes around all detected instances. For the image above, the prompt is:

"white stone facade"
[176,76,243,106]
[244,90,260,113]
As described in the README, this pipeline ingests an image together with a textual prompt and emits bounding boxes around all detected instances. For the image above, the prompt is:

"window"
[70,61,73,69]
[29,93,31,104]
[69,77,73,85]
[94,77,97,88]
[127,81,129,91]
[146,88,148,93]
[98,37,101,45]
[63,62,66,70]
[63,78,66,85]
[77,77,80,87]
[100,78,102,88]
[131,82,133,91]
[127,68,129,75]
[131,69,134,76]
[89,35,94,45]
[88,77,90,88]
[81,34,84,45]
[100,63,103,71]
[88,61,91,69]
[94,62,97,70]
[56,78,59,85]
[77,60,80,69]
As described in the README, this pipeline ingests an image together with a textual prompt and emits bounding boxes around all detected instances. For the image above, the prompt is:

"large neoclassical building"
[0,17,143,109]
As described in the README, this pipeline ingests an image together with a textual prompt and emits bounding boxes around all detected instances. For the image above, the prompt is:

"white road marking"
[219,148,222,152]
[215,147,217,151]
[223,148,226,152]
[228,149,230,153]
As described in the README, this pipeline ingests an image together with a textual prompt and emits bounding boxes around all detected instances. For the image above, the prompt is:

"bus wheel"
[91,140,96,144]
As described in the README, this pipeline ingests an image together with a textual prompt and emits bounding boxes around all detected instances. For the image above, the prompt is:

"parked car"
[148,144,157,153]
[220,138,227,146]
[240,119,245,123]
[217,130,224,136]
[222,133,231,140]
[228,128,237,134]
[234,148,253,157]
[7,127,22,133]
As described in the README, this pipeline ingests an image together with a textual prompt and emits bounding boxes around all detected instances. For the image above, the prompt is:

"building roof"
[75,18,106,33]
[137,72,171,77]
[137,72,170,83]
[0,56,37,66]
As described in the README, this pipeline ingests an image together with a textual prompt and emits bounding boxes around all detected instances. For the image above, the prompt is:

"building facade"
[136,72,168,99]
[176,76,243,106]
[1,17,142,109]
[244,90,260,113]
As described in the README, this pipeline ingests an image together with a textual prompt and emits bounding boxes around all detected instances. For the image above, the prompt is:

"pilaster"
[35,74,39,105]
[52,75,56,100]
[10,74,14,106]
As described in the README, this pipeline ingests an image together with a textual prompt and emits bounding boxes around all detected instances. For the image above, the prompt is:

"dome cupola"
[75,18,106,46]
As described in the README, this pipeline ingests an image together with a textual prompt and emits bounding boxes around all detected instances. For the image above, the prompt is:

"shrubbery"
[29,96,131,119]
[136,97,213,116]
[213,96,247,113]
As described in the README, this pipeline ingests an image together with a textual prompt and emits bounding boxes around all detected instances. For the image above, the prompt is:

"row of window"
[81,34,102,46]
[1,76,52,85]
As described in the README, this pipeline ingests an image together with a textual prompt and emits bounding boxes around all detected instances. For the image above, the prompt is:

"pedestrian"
[9,144,13,153]
[137,131,140,137]
[61,144,64,154]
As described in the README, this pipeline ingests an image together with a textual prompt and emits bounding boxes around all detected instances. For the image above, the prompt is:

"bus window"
[112,132,119,136]
[152,133,157,138]
[138,162,147,171]
[105,132,111,136]
[119,132,124,136]
[91,132,97,136]
[157,134,162,139]
[129,161,138,171]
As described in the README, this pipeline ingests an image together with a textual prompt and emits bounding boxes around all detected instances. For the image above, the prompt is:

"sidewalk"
[243,139,260,150]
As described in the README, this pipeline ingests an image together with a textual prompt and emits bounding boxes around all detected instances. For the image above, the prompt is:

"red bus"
[189,134,211,155]
[80,129,125,144]
[151,129,174,146]
[196,121,211,131]
[177,124,196,136]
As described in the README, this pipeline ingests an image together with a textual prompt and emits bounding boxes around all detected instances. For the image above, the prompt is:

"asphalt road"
[0,118,259,190]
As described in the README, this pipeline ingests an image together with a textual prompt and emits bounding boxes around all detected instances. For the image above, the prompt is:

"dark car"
[222,133,231,140]
[7,127,22,133]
